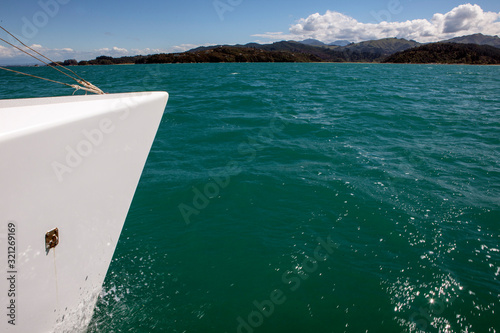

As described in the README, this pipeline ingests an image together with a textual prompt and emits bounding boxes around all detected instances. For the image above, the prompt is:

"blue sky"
[1,0,499,65]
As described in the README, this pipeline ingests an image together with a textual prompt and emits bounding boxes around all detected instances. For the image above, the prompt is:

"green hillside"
[383,43,500,64]
[337,38,421,55]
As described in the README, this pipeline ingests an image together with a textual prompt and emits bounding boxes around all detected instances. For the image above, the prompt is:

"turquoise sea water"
[1,63,499,332]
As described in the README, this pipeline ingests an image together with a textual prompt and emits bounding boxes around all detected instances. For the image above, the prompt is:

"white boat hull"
[0,92,168,332]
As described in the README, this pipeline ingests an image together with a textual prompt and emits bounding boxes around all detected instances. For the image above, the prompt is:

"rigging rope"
[0,66,104,94]
[0,25,104,95]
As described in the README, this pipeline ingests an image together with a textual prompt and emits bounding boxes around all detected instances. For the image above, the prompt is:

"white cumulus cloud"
[94,46,130,57]
[0,43,75,65]
[254,3,500,43]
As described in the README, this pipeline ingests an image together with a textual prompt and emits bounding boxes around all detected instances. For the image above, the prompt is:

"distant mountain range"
[187,37,421,60]
[330,38,421,55]
[69,33,500,65]
[298,33,500,46]
[300,39,351,47]
[443,33,500,48]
